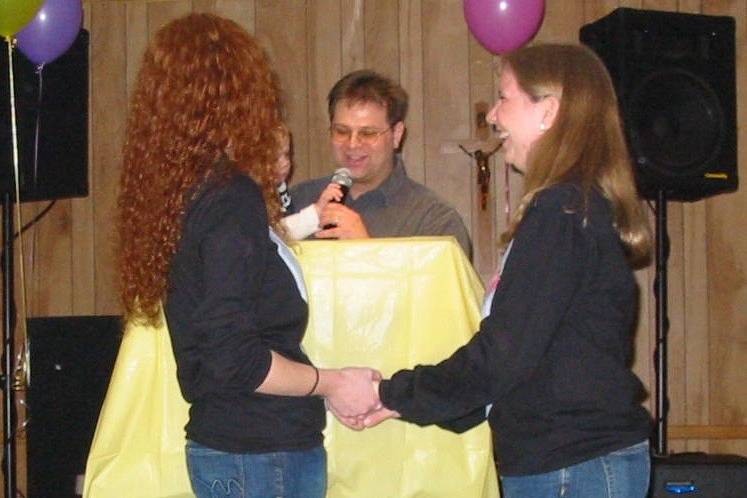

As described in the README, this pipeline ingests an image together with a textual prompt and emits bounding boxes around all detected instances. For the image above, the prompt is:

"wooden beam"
[669,425,747,440]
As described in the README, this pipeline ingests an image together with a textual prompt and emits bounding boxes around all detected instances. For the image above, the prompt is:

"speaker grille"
[580,8,737,201]
[628,68,723,175]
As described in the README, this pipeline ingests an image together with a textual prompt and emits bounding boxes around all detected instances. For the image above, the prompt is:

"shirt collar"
[368,154,407,205]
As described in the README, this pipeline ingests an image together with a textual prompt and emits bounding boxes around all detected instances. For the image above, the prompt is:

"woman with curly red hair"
[116,13,380,497]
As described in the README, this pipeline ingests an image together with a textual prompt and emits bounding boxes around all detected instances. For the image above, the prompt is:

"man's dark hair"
[327,70,408,126]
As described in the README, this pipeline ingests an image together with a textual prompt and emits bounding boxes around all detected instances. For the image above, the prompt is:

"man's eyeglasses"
[329,124,392,145]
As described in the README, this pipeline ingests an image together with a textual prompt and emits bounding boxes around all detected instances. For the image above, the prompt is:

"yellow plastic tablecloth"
[84,237,499,498]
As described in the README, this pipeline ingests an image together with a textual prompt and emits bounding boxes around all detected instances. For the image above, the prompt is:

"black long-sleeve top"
[164,172,325,453]
[380,183,651,476]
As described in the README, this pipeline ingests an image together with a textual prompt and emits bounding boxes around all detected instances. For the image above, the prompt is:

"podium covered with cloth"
[84,238,499,498]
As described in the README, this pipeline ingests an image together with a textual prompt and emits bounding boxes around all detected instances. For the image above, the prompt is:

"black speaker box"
[651,453,747,497]
[580,8,737,201]
[27,315,122,498]
[0,30,89,202]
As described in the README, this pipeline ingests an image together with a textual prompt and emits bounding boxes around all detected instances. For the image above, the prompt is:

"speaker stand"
[653,189,670,456]
[1,192,17,498]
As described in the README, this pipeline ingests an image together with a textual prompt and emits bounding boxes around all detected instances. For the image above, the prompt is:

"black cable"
[13,200,56,238]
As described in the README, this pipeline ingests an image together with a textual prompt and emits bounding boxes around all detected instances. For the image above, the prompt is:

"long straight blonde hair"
[500,44,651,268]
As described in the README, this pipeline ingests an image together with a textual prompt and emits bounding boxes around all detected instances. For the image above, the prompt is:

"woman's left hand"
[318,367,382,418]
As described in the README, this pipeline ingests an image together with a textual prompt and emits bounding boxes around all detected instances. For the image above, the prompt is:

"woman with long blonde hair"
[365,44,653,498]
[117,13,379,498]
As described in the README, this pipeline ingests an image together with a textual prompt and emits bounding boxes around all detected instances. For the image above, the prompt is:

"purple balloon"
[464,0,545,55]
[16,0,82,66]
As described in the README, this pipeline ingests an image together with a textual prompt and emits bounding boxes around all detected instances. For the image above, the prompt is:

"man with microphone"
[289,70,472,259]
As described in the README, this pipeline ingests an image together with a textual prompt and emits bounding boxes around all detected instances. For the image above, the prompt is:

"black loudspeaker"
[27,315,122,498]
[580,8,737,201]
[0,30,89,202]
[651,453,747,497]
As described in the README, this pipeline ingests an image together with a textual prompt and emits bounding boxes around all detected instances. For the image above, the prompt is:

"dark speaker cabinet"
[0,30,89,202]
[580,8,737,201]
[651,453,747,497]
[27,316,122,498]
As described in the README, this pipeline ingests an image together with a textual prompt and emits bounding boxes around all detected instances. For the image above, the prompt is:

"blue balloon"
[16,0,82,66]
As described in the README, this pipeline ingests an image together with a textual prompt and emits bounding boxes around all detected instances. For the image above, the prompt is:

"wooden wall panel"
[422,0,472,238]
[126,3,148,100]
[256,0,308,183]
[541,0,585,43]
[364,0,399,81]
[398,1,425,183]
[71,0,96,317]
[256,1,309,180]
[678,0,711,455]
[308,0,343,179]
[30,200,74,315]
[213,0,256,34]
[584,0,627,19]
[90,2,128,315]
[341,1,365,75]
[707,0,747,457]
[147,0,192,37]
[5,0,747,494]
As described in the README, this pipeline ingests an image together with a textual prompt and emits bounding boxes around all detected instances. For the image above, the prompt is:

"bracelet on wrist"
[306,365,320,396]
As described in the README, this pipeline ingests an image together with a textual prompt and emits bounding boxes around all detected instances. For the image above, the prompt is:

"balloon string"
[5,38,30,391]
[6,38,20,182]
[33,65,43,189]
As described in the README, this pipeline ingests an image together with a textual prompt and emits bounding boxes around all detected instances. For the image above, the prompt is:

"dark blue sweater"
[381,183,651,476]
[165,172,324,453]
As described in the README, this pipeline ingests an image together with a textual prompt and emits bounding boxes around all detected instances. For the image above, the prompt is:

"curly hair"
[117,13,284,323]
[499,44,652,268]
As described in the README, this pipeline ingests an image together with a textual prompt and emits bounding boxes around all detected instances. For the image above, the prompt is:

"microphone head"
[331,167,353,189]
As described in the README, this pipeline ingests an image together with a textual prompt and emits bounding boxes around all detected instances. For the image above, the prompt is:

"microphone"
[330,167,352,203]
[323,168,353,230]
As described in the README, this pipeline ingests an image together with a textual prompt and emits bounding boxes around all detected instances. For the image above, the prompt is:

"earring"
[539,122,547,131]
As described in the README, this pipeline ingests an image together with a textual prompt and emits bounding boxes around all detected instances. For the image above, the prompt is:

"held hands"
[318,367,382,425]
[362,405,399,429]
[319,371,400,431]
[316,203,370,239]
[361,378,400,428]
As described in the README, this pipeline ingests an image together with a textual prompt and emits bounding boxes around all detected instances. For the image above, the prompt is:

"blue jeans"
[185,440,326,498]
[500,440,650,498]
